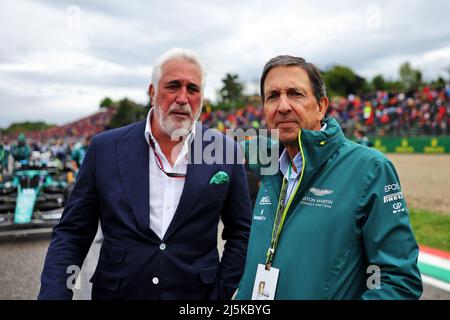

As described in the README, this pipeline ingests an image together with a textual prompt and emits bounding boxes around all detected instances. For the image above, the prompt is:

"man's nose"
[176,86,188,105]
[277,94,292,114]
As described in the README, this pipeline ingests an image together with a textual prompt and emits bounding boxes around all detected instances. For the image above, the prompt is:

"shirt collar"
[279,122,327,179]
[279,149,302,179]
[144,107,196,165]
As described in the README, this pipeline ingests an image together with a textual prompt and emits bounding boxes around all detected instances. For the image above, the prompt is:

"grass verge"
[410,208,450,252]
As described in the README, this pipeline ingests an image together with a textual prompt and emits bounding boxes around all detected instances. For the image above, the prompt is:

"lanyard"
[265,164,295,270]
[265,131,305,270]
[149,137,186,178]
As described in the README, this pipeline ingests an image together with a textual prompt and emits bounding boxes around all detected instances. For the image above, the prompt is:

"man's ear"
[149,84,155,106]
[317,96,329,122]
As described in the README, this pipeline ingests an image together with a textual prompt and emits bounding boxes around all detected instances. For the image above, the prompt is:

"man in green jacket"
[12,133,31,162]
[235,55,422,300]
[70,135,92,170]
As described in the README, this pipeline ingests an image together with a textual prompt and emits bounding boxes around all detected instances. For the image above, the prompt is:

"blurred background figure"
[71,136,92,171]
[11,133,30,162]
[0,139,8,176]
[353,127,373,147]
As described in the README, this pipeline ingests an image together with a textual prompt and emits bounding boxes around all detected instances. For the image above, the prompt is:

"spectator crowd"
[1,87,449,167]
[202,87,450,138]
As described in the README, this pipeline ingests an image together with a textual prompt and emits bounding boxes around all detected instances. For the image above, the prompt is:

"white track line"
[422,275,450,292]
[419,252,450,270]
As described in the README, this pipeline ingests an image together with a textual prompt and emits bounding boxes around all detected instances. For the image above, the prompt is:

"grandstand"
[201,87,450,138]
[4,107,116,142]
[328,87,449,138]
[3,86,449,144]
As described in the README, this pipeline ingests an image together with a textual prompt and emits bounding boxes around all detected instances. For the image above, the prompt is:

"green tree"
[218,73,244,109]
[436,76,446,88]
[100,97,116,109]
[356,74,372,95]
[372,74,387,91]
[109,98,149,128]
[430,76,446,90]
[4,121,54,134]
[323,65,368,96]
[399,62,422,90]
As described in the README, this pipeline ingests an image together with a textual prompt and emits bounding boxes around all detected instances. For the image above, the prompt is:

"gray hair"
[151,48,206,90]
[260,55,326,103]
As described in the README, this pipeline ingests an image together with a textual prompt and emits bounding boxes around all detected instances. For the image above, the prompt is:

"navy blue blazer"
[38,120,252,300]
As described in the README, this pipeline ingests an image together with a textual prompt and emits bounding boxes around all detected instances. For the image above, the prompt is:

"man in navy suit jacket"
[38,48,252,300]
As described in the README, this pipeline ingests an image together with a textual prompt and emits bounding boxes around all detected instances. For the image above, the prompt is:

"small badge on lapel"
[209,171,229,184]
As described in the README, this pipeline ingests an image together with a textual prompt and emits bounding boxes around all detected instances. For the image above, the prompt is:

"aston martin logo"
[259,196,271,205]
[309,187,334,197]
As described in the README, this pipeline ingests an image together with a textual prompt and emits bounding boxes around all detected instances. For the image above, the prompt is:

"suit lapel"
[163,125,215,242]
[116,120,157,240]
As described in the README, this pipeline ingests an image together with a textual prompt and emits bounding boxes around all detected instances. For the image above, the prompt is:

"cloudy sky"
[1,0,449,128]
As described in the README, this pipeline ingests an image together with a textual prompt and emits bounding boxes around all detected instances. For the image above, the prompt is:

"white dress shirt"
[144,108,196,239]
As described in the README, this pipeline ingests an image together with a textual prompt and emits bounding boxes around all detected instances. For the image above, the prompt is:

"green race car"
[0,158,74,237]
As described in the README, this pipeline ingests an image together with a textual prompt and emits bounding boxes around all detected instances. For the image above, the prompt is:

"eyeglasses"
[149,139,186,179]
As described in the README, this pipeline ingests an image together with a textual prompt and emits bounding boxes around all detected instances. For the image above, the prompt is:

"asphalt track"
[0,231,448,300]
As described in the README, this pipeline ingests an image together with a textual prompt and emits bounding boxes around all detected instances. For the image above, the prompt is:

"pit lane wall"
[372,137,450,154]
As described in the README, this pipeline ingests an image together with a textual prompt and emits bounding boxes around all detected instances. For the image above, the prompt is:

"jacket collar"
[248,117,345,175]
[298,117,346,171]
[250,117,346,202]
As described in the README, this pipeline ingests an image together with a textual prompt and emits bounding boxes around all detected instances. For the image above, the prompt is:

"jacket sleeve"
[214,142,252,300]
[38,138,100,300]
[359,158,423,300]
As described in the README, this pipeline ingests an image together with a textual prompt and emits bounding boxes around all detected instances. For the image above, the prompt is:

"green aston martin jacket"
[235,118,422,300]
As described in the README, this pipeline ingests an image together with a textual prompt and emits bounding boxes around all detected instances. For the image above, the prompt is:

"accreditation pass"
[251,263,279,300]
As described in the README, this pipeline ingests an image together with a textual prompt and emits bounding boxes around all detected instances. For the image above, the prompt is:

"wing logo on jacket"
[259,196,271,205]
[309,187,334,197]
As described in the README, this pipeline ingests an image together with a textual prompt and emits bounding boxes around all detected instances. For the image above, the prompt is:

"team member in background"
[11,133,30,162]
[70,136,92,170]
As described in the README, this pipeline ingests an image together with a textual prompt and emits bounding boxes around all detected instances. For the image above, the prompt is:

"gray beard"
[155,103,202,139]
